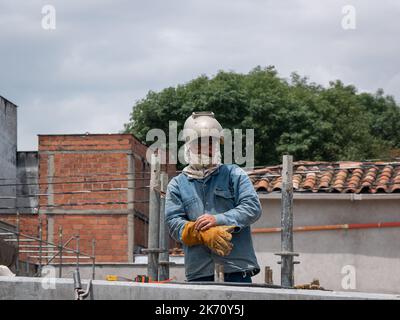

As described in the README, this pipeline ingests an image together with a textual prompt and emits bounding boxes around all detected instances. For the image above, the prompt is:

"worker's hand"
[181,222,235,256]
[199,225,235,256]
[194,214,217,231]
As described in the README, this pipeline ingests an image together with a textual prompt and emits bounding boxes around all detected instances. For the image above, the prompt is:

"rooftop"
[249,161,400,194]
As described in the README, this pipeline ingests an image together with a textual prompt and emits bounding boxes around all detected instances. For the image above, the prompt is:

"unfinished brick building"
[1,132,176,263]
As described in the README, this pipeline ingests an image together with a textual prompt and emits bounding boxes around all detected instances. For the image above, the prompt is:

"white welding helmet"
[182,112,223,167]
[182,112,223,144]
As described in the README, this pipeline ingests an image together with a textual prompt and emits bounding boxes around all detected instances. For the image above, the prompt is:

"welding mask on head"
[182,112,223,168]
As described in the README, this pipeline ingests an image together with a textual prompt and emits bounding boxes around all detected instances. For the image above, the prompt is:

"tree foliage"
[124,66,400,166]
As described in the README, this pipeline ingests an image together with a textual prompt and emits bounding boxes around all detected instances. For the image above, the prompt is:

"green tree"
[124,66,400,166]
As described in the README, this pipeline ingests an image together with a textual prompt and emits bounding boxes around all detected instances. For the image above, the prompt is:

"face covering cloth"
[182,138,222,179]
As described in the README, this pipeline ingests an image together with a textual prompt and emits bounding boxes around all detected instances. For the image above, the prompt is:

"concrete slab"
[1,276,399,300]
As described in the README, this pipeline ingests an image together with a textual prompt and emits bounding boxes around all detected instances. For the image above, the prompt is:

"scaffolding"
[0,212,96,279]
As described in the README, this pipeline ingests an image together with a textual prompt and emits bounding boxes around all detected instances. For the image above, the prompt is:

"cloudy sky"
[1,0,399,150]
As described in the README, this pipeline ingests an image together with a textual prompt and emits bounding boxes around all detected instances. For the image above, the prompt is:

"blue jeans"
[190,272,253,283]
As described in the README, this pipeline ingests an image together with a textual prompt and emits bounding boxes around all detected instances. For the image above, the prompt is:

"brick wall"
[51,214,128,262]
[0,214,47,261]
[36,134,150,262]
[0,133,178,263]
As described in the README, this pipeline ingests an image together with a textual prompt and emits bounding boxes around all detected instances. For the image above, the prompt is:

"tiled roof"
[248,161,400,194]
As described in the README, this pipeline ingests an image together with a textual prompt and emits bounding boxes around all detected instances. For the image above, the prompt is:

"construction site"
[1,96,400,300]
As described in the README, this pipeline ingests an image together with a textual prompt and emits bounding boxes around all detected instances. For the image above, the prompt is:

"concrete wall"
[1,276,399,300]
[0,97,17,214]
[49,262,186,282]
[251,195,400,294]
[16,151,39,214]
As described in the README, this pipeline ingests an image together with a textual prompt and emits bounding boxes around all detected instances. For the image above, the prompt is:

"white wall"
[251,195,400,294]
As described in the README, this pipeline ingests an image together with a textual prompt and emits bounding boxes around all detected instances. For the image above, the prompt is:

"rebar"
[59,226,63,278]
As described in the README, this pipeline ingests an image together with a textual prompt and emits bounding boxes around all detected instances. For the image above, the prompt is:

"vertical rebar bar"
[76,233,80,270]
[158,172,169,281]
[16,211,20,275]
[281,155,294,287]
[38,216,43,277]
[58,226,63,278]
[91,238,96,280]
[26,256,29,276]
[147,153,161,281]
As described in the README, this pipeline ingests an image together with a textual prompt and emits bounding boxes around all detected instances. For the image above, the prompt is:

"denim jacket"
[165,164,262,281]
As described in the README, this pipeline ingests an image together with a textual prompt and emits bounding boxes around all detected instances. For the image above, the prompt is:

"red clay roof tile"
[248,161,400,194]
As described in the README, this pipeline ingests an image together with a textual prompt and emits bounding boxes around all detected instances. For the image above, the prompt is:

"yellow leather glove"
[181,221,235,256]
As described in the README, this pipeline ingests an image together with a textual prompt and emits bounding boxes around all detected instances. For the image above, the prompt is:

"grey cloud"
[0,0,399,150]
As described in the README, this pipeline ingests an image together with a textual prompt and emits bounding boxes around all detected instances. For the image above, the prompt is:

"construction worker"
[165,112,262,283]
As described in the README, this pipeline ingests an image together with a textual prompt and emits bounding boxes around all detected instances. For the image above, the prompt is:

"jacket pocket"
[214,187,235,211]
[183,197,200,220]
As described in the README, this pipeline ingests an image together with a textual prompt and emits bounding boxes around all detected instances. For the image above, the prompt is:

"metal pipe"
[38,217,43,277]
[18,245,56,248]
[76,234,80,270]
[158,172,169,281]
[26,256,30,275]
[253,221,400,233]
[4,239,37,242]
[43,237,82,264]
[280,155,294,287]
[4,239,36,242]
[0,224,94,277]
[15,211,20,275]
[91,238,96,280]
[19,250,62,253]
[0,226,93,257]
[29,256,92,259]
[147,153,160,281]
[0,227,90,257]
[59,226,63,278]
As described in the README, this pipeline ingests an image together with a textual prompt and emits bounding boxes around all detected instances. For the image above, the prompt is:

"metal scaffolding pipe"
[158,172,169,281]
[28,256,92,259]
[147,153,161,281]
[16,211,20,275]
[19,250,61,253]
[91,239,96,280]
[58,226,63,278]
[275,155,299,288]
[38,217,43,276]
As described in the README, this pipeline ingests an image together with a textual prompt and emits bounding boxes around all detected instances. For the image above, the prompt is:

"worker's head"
[188,136,218,157]
[182,112,223,168]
